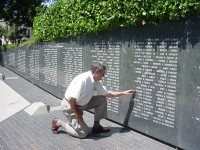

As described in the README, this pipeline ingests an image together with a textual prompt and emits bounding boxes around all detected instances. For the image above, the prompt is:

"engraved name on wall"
[8,52,16,66]
[28,49,40,80]
[62,47,83,88]
[91,43,120,113]
[132,40,178,128]
[17,50,26,73]
[43,48,58,86]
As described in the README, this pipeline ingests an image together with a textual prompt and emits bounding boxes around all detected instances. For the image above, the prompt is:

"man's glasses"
[102,72,105,77]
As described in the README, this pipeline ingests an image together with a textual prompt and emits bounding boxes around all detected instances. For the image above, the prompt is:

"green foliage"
[0,44,19,51]
[0,0,51,27]
[33,0,200,42]
[19,39,37,47]
[0,24,27,44]
[0,25,5,37]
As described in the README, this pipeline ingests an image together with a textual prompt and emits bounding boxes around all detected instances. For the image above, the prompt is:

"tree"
[0,0,56,27]
[0,23,30,44]
[0,25,5,37]
[4,24,25,44]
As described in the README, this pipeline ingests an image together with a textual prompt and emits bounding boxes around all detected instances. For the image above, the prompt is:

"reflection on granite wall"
[2,15,200,150]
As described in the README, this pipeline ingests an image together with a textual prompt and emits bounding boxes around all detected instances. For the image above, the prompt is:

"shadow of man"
[120,92,136,133]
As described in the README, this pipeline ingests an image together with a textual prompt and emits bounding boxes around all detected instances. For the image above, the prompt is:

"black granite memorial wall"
[2,15,200,150]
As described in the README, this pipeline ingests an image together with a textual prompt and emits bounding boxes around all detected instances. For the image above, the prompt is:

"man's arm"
[68,97,83,123]
[105,89,136,98]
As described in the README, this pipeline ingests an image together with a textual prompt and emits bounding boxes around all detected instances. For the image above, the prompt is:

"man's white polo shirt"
[63,71,108,106]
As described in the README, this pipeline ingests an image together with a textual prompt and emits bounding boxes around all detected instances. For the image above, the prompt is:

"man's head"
[90,62,106,81]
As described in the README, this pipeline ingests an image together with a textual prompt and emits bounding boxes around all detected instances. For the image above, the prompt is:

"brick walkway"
[0,66,176,150]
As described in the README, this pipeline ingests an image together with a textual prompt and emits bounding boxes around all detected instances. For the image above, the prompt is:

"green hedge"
[33,0,200,42]
[0,44,19,51]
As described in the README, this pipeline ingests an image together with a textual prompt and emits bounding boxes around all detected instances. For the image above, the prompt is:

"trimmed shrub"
[33,0,200,42]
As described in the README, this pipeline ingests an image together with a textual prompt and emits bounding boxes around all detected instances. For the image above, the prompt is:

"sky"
[42,0,56,7]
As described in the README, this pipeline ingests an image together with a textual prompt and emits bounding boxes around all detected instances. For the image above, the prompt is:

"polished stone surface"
[1,15,200,150]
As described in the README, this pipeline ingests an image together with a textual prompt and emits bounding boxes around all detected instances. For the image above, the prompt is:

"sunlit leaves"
[33,0,200,42]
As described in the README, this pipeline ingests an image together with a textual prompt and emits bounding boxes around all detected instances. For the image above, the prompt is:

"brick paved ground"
[0,66,177,150]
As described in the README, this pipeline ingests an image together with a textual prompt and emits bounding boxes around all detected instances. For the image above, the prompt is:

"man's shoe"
[92,125,110,134]
[52,118,59,134]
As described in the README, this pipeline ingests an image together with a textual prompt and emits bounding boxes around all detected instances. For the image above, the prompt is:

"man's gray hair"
[90,62,106,73]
